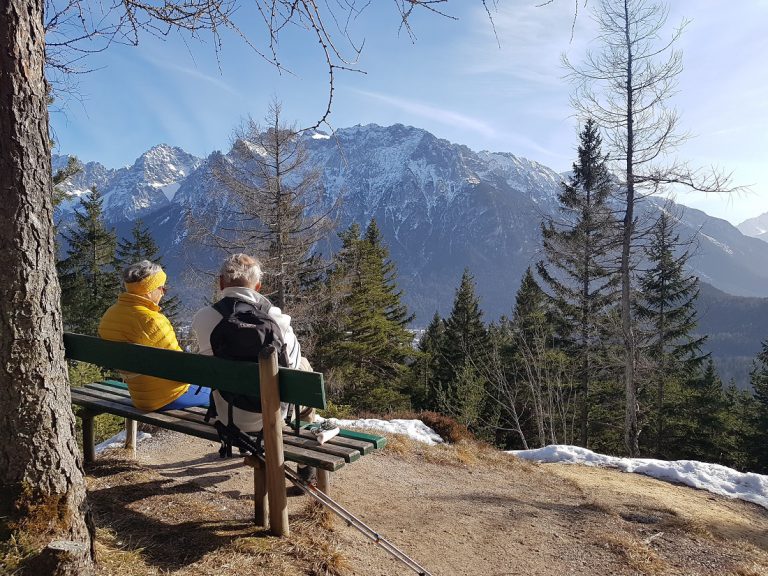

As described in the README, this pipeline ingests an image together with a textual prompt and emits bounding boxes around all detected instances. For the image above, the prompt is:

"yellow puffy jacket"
[98,292,188,411]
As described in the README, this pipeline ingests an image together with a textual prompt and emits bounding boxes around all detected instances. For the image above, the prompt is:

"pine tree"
[678,359,728,462]
[116,219,182,326]
[316,220,415,413]
[57,186,120,335]
[748,341,768,472]
[415,311,446,411]
[537,118,617,447]
[508,268,576,446]
[435,269,489,427]
[635,210,707,456]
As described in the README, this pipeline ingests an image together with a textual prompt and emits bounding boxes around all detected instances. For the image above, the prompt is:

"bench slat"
[83,382,210,420]
[294,428,374,455]
[71,390,220,442]
[75,386,212,428]
[82,380,387,456]
[300,423,387,451]
[80,384,378,457]
[64,333,326,409]
[282,433,361,463]
[71,390,346,471]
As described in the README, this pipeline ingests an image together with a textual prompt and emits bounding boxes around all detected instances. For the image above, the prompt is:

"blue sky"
[49,1,768,225]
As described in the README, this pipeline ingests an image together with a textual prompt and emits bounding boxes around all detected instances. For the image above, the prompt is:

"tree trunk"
[0,1,94,572]
[622,0,640,457]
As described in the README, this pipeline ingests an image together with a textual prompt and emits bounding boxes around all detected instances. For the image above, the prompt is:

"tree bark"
[621,0,640,457]
[0,1,94,572]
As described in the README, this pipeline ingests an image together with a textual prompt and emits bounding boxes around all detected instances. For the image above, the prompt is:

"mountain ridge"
[53,123,768,387]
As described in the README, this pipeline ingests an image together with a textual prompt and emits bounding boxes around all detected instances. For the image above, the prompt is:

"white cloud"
[353,89,497,138]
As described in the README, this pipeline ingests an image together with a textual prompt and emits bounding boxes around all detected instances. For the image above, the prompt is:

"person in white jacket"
[190,253,311,433]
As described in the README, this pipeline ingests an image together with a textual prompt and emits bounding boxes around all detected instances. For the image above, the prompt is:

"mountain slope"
[738,212,768,240]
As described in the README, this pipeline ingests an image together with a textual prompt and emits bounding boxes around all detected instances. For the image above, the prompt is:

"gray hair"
[219,253,262,287]
[123,260,162,284]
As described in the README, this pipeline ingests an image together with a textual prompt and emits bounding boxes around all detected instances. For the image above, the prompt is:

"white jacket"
[190,286,301,432]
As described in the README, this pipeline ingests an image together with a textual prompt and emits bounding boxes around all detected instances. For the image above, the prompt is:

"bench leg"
[124,418,137,457]
[244,456,268,528]
[82,412,96,464]
[260,347,289,536]
[317,469,330,495]
[316,470,333,526]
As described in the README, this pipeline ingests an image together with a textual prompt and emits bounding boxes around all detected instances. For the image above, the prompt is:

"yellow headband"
[125,269,167,295]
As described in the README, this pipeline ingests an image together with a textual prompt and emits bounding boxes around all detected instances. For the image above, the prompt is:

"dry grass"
[730,563,768,576]
[364,410,474,443]
[85,457,352,576]
[380,432,535,475]
[601,532,669,575]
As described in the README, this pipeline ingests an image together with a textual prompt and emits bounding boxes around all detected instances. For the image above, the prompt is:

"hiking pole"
[282,464,434,576]
[231,430,433,575]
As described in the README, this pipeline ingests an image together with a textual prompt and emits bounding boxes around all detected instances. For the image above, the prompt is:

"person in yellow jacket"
[99,260,211,411]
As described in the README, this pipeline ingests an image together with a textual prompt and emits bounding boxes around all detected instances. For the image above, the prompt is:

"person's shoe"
[287,485,305,497]
[297,465,317,486]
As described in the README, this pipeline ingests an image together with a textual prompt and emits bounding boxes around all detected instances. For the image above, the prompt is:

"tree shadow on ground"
[87,461,277,570]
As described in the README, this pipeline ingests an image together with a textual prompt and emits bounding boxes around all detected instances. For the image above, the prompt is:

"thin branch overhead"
[44,0,499,130]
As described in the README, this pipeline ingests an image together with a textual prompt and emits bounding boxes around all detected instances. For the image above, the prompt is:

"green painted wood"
[99,380,128,390]
[302,423,387,450]
[294,428,373,455]
[71,390,344,470]
[70,390,220,442]
[279,444,345,472]
[76,387,211,428]
[282,433,361,463]
[64,332,326,409]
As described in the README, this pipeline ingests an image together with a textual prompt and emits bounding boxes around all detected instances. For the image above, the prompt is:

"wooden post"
[82,412,95,464]
[244,455,268,527]
[317,469,330,495]
[124,418,137,457]
[259,345,289,536]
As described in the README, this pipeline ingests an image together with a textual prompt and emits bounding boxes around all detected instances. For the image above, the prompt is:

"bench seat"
[64,332,386,536]
[71,381,385,471]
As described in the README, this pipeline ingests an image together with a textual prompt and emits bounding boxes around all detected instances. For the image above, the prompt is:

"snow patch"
[96,430,152,454]
[319,417,444,446]
[312,132,331,140]
[511,445,768,510]
[700,232,734,255]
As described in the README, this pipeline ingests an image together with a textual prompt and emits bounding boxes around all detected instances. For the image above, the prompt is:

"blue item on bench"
[160,385,212,410]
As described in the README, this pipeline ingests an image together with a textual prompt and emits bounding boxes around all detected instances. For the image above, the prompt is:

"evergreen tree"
[537,118,617,447]
[57,186,120,335]
[635,210,707,456]
[52,155,81,208]
[748,341,768,473]
[718,382,754,470]
[116,219,182,326]
[677,359,728,462]
[435,269,489,428]
[508,268,576,447]
[414,311,446,411]
[316,220,415,413]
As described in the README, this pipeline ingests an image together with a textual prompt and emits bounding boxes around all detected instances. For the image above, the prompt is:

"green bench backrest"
[63,333,326,409]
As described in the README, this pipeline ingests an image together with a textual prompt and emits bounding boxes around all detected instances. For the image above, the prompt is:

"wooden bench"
[64,332,386,536]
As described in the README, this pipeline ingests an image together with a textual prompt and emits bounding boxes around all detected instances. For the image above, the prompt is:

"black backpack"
[209,296,290,413]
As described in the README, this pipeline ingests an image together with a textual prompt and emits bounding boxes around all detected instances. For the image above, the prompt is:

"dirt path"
[94,429,768,575]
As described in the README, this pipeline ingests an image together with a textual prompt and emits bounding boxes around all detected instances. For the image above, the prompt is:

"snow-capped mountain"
[53,124,768,324]
[737,212,768,242]
[55,144,201,221]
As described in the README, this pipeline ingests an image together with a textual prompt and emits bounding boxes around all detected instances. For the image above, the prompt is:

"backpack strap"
[213,295,271,317]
